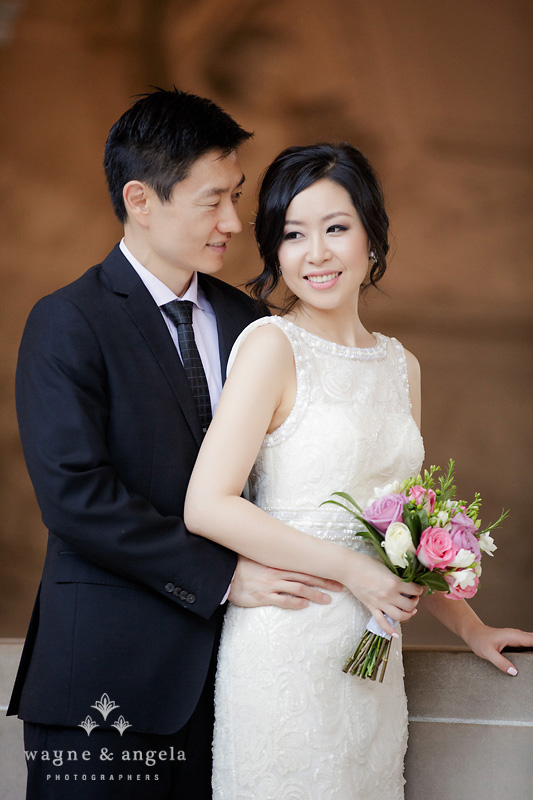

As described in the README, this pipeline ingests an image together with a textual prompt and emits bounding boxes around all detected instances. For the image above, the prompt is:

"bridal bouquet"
[323,460,507,682]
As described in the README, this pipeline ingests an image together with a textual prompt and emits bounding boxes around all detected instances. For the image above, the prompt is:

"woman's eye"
[232,191,243,203]
[283,231,302,241]
[327,224,348,233]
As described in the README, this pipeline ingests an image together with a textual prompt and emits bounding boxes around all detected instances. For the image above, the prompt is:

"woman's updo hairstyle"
[248,142,389,310]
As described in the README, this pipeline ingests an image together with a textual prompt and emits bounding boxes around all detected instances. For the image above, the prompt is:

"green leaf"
[418,509,429,530]
[320,499,398,573]
[417,571,449,592]
[354,522,398,572]
[331,491,363,513]
[438,459,457,504]
[320,499,354,515]
[479,508,509,536]
[403,507,423,546]
[400,552,418,583]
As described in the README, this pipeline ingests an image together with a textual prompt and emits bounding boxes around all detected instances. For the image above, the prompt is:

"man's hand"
[228,555,343,609]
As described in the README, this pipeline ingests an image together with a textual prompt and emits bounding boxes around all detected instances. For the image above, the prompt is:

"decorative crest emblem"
[78,716,99,736]
[91,693,119,720]
[111,715,132,736]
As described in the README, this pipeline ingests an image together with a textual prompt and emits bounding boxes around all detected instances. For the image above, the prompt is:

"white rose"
[479,532,497,556]
[449,548,476,568]
[449,568,477,590]
[382,521,416,568]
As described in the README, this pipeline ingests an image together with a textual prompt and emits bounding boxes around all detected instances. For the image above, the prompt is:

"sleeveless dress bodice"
[212,316,425,800]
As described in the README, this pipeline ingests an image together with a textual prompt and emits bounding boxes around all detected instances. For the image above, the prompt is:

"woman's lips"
[304,271,341,289]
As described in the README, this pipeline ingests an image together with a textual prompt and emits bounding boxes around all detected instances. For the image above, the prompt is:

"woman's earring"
[368,250,378,267]
[277,265,282,277]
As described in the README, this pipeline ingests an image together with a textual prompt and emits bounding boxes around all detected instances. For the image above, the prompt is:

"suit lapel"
[101,246,204,446]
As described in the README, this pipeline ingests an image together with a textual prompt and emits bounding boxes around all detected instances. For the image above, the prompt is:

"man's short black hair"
[104,87,253,223]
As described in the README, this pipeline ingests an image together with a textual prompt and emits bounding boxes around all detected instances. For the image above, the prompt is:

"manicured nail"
[507,667,518,676]
[391,632,399,639]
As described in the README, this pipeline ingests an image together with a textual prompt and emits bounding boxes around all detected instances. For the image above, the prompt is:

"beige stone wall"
[1,0,531,642]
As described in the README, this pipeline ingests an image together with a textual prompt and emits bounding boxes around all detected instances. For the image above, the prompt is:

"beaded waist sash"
[262,507,375,553]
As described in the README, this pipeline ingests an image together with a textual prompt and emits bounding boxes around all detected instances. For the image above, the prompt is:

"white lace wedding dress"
[212,316,425,800]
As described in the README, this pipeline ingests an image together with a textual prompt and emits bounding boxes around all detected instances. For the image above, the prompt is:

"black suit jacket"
[8,244,266,734]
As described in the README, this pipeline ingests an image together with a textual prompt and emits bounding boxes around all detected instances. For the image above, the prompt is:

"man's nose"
[217,202,242,235]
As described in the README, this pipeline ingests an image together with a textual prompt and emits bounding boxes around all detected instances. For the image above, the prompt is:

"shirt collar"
[119,238,205,310]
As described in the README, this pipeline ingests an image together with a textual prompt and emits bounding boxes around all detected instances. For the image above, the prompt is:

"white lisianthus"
[479,532,497,556]
[473,562,482,577]
[435,510,452,530]
[382,521,416,568]
[449,568,477,590]
[371,481,401,501]
[449,548,476,568]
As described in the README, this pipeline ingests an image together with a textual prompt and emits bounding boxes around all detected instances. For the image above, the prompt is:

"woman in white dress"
[184,143,532,799]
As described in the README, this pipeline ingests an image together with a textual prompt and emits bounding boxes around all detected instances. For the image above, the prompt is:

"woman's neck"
[285,301,374,348]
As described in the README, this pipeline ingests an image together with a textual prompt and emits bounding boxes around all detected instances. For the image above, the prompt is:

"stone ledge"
[0,640,24,800]
[403,647,532,800]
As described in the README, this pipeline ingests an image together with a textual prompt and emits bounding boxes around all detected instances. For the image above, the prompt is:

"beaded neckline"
[274,317,387,360]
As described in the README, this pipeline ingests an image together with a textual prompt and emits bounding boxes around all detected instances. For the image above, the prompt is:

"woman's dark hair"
[104,87,253,223]
[248,143,389,310]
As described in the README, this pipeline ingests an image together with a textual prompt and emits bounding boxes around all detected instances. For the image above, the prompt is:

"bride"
[185,142,532,799]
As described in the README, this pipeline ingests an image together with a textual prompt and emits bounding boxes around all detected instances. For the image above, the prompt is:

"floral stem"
[343,632,393,681]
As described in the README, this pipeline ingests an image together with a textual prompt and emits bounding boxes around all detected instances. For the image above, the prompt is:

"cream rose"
[383,521,416,568]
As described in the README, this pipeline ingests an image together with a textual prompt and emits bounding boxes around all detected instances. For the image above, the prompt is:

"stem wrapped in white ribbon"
[365,614,397,640]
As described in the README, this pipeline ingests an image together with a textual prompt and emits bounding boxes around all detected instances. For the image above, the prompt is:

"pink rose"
[408,485,436,514]
[444,572,479,599]
[449,512,481,561]
[363,493,408,534]
[416,527,457,570]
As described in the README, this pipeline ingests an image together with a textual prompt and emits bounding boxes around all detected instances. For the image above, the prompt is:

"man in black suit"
[8,88,337,799]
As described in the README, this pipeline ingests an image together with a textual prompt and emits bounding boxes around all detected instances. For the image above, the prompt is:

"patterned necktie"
[161,300,212,434]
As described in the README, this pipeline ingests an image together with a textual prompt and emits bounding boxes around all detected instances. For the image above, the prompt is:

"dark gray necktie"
[161,300,212,434]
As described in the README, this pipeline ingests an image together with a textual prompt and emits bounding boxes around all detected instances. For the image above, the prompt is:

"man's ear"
[123,181,151,226]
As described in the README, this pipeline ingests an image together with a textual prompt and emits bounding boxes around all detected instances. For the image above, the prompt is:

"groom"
[8,88,338,799]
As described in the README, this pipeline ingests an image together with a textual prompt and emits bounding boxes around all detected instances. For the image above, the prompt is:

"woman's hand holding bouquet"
[324,460,507,681]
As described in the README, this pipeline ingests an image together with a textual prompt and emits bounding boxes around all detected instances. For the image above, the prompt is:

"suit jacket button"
[179,590,188,601]
[186,593,196,604]
[165,582,175,593]
[172,587,182,597]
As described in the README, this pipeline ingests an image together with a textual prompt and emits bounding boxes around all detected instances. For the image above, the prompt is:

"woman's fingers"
[467,626,533,676]
[371,610,399,638]
[401,582,424,596]
[383,604,418,623]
